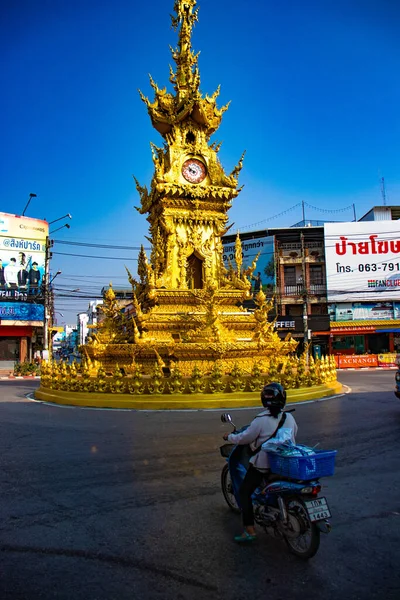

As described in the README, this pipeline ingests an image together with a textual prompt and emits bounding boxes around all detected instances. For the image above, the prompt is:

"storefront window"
[354,335,365,354]
[0,337,19,361]
[394,335,400,351]
[333,336,355,351]
[367,333,389,354]
[332,335,365,353]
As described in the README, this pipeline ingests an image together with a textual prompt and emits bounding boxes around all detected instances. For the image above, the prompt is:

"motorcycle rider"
[223,382,298,543]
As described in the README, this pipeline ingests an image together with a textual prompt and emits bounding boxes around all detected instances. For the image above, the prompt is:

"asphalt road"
[0,371,399,600]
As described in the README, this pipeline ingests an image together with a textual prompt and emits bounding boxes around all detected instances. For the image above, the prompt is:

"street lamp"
[50,270,62,284]
[53,311,64,326]
[42,214,71,359]
[22,193,37,217]
[50,223,71,234]
[49,213,72,225]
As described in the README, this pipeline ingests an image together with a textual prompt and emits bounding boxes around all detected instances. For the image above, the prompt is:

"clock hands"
[181,158,207,183]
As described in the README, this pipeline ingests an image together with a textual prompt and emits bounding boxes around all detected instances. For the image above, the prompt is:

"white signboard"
[324,221,400,302]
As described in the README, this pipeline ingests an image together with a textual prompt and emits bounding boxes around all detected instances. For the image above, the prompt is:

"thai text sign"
[0,212,48,304]
[0,301,44,321]
[377,353,399,367]
[329,301,400,321]
[324,222,400,302]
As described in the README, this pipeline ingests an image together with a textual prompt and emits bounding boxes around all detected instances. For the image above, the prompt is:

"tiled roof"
[331,319,400,328]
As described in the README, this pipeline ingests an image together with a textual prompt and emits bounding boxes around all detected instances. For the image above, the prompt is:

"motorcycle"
[220,412,336,559]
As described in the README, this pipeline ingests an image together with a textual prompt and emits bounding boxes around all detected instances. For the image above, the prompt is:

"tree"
[264,257,275,281]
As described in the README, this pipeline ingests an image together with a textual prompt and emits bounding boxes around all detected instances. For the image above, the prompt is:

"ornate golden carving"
[42,1,337,398]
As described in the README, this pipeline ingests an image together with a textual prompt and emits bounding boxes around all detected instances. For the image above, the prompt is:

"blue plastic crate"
[267,449,337,480]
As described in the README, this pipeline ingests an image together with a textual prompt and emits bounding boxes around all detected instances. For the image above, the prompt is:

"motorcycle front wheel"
[221,464,241,514]
[283,497,320,560]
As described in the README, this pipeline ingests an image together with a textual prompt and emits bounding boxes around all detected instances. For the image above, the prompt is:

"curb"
[337,367,397,371]
[0,376,40,380]
[34,382,343,411]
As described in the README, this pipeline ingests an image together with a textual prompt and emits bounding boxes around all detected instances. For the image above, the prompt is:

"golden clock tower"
[38,0,342,405]
[135,0,245,293]
[82,0,296,379]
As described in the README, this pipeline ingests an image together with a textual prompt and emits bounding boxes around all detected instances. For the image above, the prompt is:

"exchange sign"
[324,221,400,302]
[0,212,48,306]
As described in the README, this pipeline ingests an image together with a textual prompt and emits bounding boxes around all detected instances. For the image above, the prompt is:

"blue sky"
[1,0,399,322]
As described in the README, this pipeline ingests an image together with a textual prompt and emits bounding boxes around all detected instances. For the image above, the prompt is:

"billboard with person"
[0,212,48,306]
[324,221,400,302]
[222,233,275,295]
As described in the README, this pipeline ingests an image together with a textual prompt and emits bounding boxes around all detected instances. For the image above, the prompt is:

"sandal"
[234,531,257,543]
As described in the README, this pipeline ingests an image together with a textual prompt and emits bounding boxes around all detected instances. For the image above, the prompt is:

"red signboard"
[336,354,378,368]
[0,325,33,337]
[332,326,376,334]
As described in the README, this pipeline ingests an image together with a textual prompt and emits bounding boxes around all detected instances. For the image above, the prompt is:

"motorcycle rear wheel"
[221,464,241,514]
[283,497,320,560]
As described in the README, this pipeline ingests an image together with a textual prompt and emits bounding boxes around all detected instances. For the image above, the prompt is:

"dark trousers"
[239,464,265,527]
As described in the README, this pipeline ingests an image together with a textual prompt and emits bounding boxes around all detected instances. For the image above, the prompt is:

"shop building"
[325,218,400,365]
[223,211,400,361]
[270,225,330,352]
[0,212,48,370]
[222,225,331,352]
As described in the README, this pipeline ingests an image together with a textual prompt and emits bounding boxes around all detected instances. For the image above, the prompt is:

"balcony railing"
[283,283,327,296]
[279,251,325,261]
[309,283,327,296]
[284,284,303,295]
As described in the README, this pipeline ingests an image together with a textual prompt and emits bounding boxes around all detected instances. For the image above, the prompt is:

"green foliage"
[263,257,275,280]
[14,361,40,376]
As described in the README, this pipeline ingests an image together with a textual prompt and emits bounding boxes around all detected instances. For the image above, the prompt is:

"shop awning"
[331,319,400,328]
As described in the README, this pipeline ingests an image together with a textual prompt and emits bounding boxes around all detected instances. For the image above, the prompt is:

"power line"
[303,201,355,213]
[54,239,151,250]
[53,251,138,260]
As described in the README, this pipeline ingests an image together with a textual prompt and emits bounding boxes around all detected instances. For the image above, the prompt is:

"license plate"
[305,497,331,522]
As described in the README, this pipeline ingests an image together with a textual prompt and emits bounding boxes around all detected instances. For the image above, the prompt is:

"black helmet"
[261,382,286,412]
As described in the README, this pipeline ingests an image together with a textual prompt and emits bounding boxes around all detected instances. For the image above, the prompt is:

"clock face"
[181,159,207,184]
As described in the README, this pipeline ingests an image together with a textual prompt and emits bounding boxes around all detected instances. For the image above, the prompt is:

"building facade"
[325,219,400,364]
[0,212,48,368]
[223,209,400,361]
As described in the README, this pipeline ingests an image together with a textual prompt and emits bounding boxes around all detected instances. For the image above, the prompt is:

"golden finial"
[235,232,243,275]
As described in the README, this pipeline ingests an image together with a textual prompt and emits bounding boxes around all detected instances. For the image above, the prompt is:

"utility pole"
[381,177,387,206]
[42,237,51,359]
[300,231,309,359]
[42,238,60,359]
[42,217,71,358]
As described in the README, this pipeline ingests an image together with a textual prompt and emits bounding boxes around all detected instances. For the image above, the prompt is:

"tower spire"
[170,0,200,99]
[138,0,229,139]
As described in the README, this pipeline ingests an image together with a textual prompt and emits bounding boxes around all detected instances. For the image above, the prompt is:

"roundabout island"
[36,0,343,411]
